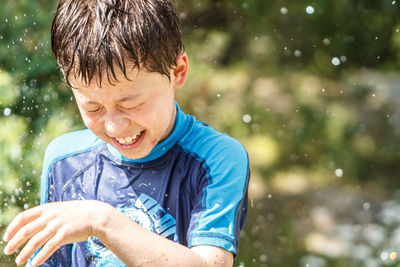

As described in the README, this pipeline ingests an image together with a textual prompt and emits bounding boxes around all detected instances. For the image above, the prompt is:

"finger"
[15,226,57,266]
[4,216,48,256]
[30,231,65,266]
[4,206,42,242]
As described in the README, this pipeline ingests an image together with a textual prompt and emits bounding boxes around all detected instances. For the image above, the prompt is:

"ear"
[172,53,189,89]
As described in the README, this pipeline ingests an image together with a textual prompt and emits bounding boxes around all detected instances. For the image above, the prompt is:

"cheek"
[81,115,100,132]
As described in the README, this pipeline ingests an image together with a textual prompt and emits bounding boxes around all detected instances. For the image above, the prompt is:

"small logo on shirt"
[86,193,177,266]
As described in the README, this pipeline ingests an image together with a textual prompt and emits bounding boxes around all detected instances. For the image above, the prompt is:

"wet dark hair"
[51,0,183,87]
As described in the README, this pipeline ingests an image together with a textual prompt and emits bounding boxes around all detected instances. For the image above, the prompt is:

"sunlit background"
[1,1,400,266]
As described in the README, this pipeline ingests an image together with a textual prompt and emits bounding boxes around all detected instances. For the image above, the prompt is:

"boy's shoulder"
[43,129,104,166]
[40,129,105,204]
[178,117,249,175]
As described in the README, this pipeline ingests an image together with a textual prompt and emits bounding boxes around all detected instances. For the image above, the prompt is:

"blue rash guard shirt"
[32,104,249,267]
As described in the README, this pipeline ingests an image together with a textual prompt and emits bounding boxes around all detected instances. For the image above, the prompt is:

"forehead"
[70,68,168,101]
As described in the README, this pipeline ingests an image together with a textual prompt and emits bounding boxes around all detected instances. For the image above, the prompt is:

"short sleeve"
[185,136,250,254]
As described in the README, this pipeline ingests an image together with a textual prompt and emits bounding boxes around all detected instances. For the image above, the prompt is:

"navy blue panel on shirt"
[31,103,249,267]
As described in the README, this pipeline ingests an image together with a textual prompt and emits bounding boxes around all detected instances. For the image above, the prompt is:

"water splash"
[335,168,343,178]
[332,57,341,66]
[3,108,11,116]
[243,114,252,123]
[306,6,315,15]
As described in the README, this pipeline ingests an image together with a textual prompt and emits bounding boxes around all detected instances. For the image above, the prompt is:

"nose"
[104,111,130,137]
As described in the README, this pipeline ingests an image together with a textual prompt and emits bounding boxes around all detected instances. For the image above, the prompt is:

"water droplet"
[322,88,326,92]
[306,5,315,14]
[216,93,221,98]
[242,114,252,123]
[280,7,288,14]
[381,251,389,260]
[372,93,376,97]
[259,254,268,262]
[390,252,397,260]
[323,38,330,45]
[362,202,371,210]
[24,204,29,209]
[340,55,347,62]
[335,168,343,178]
[331,57,341,66]
[392,0,396,5]
[294,50,302,57]
[3,108,11,116]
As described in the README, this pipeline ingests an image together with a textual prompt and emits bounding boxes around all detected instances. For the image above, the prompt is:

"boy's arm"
[90,202,235,266]
[3,200,233,266]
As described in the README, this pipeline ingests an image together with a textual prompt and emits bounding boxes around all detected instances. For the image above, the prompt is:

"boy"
[3,0,249,266]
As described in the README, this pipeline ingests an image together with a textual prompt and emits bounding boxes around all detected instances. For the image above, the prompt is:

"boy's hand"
[3,200,108,266]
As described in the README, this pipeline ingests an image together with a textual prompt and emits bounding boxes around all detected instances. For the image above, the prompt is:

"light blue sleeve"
[180,124,250,254]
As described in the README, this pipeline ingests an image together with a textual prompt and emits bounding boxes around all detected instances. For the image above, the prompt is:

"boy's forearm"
[94,203,233,267]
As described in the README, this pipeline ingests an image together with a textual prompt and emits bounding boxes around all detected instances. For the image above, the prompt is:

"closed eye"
[87,107,103,114]
[122,103,143,110]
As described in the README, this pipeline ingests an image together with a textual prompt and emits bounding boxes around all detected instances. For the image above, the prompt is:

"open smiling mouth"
[113,130,145,149]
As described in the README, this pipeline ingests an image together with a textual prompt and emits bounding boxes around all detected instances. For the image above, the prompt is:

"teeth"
[116,134,139,145]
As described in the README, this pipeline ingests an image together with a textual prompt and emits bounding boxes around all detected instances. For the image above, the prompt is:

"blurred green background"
[1,1,400,266]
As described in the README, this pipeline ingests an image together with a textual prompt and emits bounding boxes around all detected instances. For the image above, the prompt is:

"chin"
[120,146,153,160]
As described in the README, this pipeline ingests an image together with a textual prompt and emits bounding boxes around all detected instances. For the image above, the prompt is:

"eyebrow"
[117,95,140,102]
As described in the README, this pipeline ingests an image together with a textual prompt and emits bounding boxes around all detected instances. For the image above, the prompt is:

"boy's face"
[70,55,188,159]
